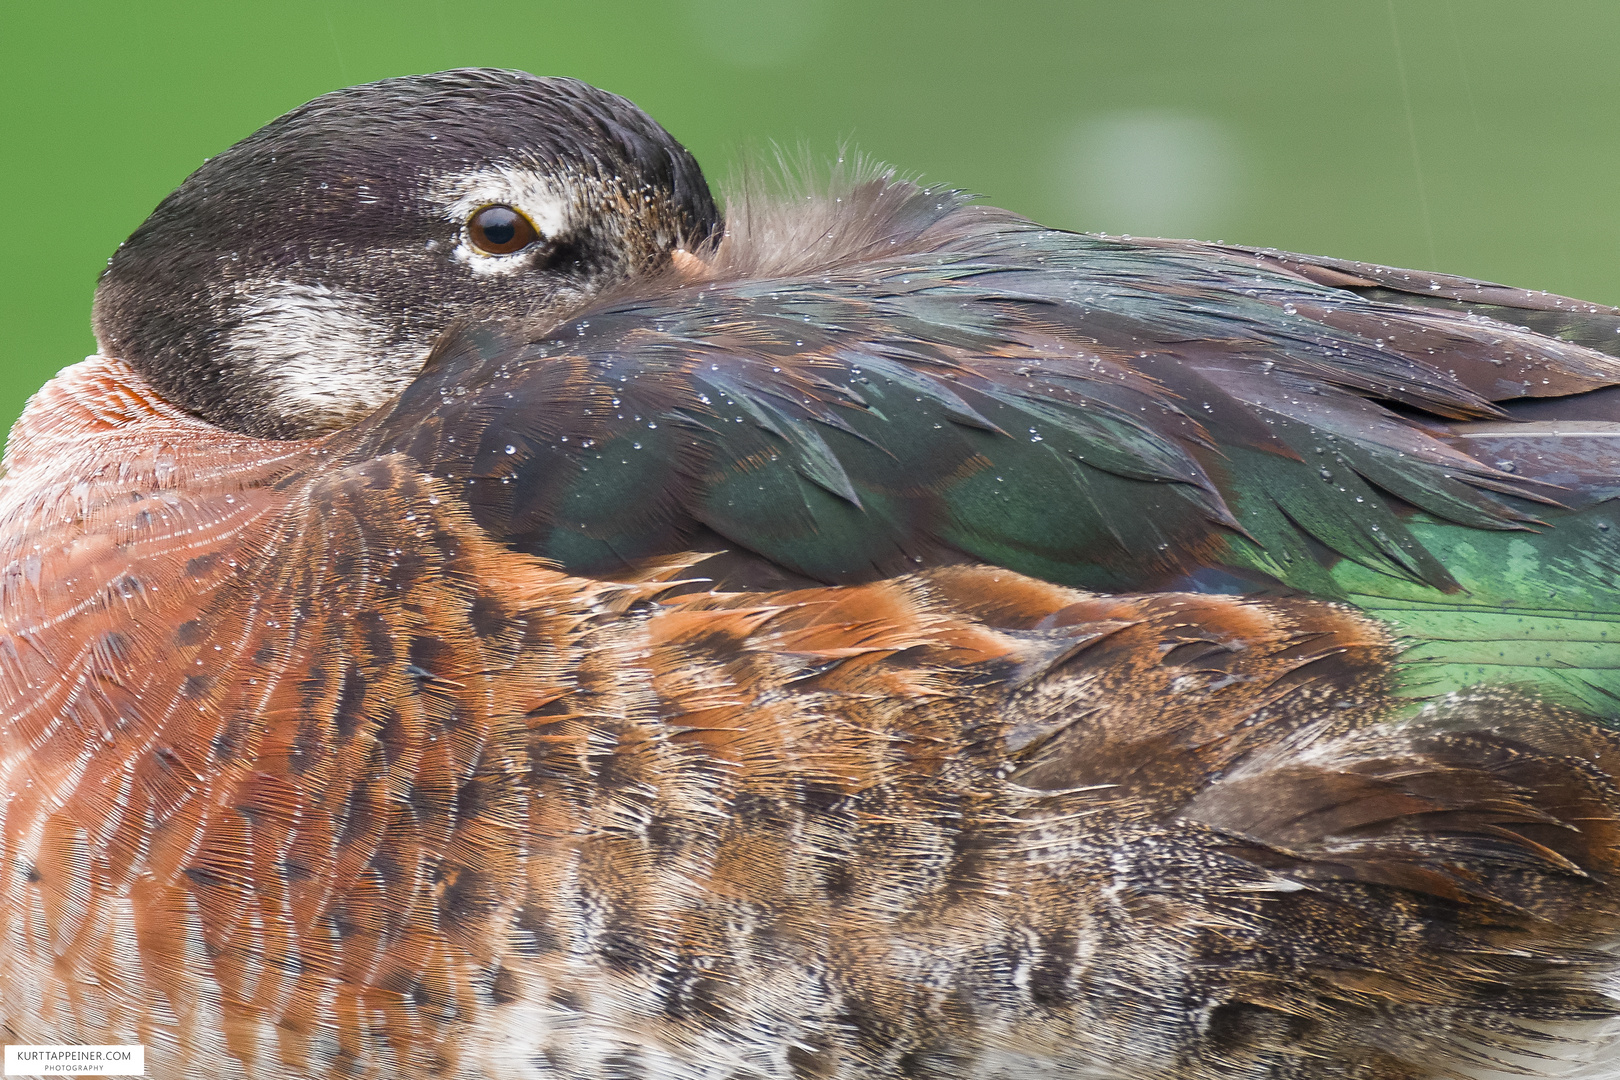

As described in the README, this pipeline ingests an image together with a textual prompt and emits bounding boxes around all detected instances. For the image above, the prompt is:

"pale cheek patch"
[224,280,413,431]
[429,164,576,277]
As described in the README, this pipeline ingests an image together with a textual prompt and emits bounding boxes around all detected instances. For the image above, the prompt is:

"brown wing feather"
[5,358,1620,1079]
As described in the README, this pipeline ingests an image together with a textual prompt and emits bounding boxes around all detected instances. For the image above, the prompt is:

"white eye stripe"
[429,164,575,277]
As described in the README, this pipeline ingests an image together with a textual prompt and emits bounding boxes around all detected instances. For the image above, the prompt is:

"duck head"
[91,68,719,438]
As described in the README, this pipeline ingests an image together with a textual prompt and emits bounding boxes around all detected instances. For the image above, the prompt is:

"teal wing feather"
[1328,427,1620,714]
[1220,244,1620,711]
[360,183,1620,715]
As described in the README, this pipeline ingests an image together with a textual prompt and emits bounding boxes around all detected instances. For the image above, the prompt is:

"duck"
[4,66,1620,1080]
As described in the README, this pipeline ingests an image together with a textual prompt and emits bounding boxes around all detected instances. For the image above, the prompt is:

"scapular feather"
[351,169,1620,718]
[365,175,1614,596]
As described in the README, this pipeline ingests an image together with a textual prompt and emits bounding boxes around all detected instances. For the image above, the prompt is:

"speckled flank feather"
[4,357,1620,1079]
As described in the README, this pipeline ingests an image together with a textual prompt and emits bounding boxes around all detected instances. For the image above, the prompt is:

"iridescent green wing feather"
[360,181,1620,717]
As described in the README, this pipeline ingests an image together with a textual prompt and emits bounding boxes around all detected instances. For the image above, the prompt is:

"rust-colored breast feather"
[4,358,1620,1079]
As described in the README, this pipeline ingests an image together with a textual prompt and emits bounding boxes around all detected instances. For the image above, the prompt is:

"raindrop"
[505,445,517,455]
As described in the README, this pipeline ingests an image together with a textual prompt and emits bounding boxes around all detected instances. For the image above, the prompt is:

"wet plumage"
[6,69,1620,1078]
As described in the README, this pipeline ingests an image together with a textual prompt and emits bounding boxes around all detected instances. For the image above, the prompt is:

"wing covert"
[362,185,1620,601]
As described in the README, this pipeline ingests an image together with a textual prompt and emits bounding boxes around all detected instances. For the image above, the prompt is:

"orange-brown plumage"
[5,356,1620,1078]
[10,69,1620,1080]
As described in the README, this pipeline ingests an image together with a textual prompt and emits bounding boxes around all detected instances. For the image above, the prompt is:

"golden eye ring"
[467,204,540,255]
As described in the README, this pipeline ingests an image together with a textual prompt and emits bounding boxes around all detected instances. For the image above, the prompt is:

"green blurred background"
[6,1,1620,437]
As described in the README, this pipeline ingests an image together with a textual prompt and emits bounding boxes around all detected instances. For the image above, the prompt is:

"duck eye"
[468,204,540,255]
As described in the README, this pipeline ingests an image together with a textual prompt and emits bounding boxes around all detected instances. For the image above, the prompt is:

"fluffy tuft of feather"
[705,149,1003,278]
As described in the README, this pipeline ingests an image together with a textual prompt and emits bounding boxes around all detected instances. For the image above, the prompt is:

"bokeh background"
[5,1,1620,437]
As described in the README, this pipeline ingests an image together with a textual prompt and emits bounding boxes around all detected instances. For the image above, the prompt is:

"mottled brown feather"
[3,359,1620,1078]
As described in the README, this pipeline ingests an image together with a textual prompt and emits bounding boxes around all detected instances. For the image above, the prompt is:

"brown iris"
[468,204,540,254]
